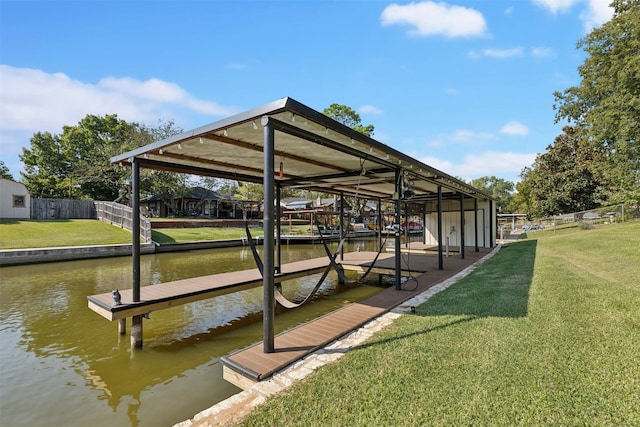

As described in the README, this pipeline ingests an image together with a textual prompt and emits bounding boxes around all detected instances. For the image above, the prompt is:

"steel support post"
[437,185,443,270]
[489,200,495,247]
[340,192,345,261]
[261,117,276,353]
[276,184,281,274]
[395,169,402,290]
[131,158,143,349]
[474,198,479,252]
[459,193,465,260]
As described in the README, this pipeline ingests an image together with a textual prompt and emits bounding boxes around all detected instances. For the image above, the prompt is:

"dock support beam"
[394,169,401,290]
[131,158,143,349]
[489,199,496,248]
[262,117,276,353]
[276,183,281,274]
[437,185,443,270]
[377,198,382,247]
[474,198,479,252]
[459,193,465,260]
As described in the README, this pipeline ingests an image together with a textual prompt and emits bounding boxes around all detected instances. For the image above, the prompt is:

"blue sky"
[0,0,614,184]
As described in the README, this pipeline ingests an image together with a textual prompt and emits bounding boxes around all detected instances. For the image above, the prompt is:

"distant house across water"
[140,187,259,219]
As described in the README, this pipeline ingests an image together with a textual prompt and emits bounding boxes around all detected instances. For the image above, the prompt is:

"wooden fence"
[31,198,96,220]
[95,201,152,243]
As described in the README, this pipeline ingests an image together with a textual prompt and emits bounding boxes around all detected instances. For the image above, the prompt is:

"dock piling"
[131,315,143,349]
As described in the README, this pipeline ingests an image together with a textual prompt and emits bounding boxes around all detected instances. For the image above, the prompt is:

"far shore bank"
[0,239,248,267]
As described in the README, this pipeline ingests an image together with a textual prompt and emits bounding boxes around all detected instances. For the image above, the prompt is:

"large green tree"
[323,104,375,137]
[468,176,514,213]
[20,115,185,201]
[553,0,640,206]
[520,126,600,218]
[20,114,151,200]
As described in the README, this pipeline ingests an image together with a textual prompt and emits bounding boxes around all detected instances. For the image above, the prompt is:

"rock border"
[175,244,503,427]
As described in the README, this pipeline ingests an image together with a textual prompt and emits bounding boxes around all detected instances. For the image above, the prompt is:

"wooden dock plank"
[87,251,399,321]
[222,247,492,389]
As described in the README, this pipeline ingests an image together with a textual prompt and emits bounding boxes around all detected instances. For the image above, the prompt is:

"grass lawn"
[238,221,640,426]
[0,220,314,248]
[0,219,133,249]
[151,225,312,243]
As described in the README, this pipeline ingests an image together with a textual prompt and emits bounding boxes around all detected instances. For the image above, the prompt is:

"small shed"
[0,179,30,219]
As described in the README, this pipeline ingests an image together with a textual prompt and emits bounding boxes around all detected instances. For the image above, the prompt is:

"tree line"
[8,2,638,219]
[515,0,639,218]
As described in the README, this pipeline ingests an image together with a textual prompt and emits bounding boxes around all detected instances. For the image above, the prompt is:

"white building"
[0,179,30,219]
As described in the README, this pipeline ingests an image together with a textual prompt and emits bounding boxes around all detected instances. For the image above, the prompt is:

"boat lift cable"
[315,215,390,285]
[243,219,342,309]
[242,158,394,309]
[400,249,419,291]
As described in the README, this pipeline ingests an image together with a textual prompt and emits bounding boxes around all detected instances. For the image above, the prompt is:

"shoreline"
[174,245,502,426]
[0,239,246,267]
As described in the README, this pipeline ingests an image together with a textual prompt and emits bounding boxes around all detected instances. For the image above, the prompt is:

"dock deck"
[221,247,491,389]
[87,251,397,321]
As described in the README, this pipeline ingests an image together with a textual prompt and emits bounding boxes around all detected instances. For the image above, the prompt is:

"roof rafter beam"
[136,158,264,184]
[262,116,399,171]
[157,151,302,180]
[204,133,350,173]
[281,167,394,186]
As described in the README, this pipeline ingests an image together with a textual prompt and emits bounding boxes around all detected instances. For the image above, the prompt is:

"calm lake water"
[0,239,389,427]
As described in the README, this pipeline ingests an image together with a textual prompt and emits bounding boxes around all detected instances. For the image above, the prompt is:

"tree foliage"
[19,114,185,201]
[468,176,514,213]
[520,126,600,218]
[553,0,640,206]
[20,114,151,200]
[0,160,14,180]
[323,104,375,137]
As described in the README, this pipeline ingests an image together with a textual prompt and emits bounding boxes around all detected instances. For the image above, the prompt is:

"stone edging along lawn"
[174,245,503,427]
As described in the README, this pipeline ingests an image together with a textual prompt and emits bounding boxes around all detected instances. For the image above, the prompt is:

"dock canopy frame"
[111,96,494,351]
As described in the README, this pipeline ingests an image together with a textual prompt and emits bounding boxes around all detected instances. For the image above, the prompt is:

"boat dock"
[221,247,491,390]
[87,251,398,321]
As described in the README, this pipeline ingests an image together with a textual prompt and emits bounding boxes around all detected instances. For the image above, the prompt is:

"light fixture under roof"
[252,121,258,129]
[159,149,163,155]
[177,143,182,149]
[199,137,204,144]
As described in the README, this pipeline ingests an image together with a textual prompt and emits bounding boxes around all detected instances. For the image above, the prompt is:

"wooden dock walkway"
[87,251,396,321]
[221,247,492,389]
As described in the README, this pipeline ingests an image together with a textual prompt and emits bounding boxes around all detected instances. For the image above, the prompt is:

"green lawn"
[238,221,640,426]
[0,219,133,249]
[0,219,309,248]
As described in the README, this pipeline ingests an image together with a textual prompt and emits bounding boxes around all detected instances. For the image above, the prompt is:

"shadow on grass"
[349,240,538,352]
[420,239,537,319]
[151,230,177,244]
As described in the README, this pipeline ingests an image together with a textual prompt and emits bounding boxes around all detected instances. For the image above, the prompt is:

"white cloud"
[531,46,554,57]
[359,104,384,115]
[532,0,579,14]
[580,0,614,31]
[470,47,525,59]
[532,0,613,31]
[418,151,537,181]
[500,121,530,136]
[381,1,488,38]
[0,65,238,133]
